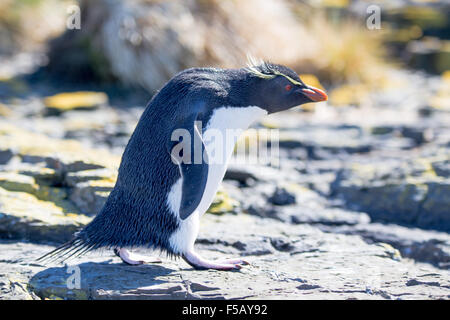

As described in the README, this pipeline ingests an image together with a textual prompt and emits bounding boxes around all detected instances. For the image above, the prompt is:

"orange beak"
[301,86,328,102]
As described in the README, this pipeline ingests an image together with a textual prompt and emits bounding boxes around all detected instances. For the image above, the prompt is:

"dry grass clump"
[39,0,392,100]
[0,0,70,53]
[198,0,391,90]
[303,14,389,87]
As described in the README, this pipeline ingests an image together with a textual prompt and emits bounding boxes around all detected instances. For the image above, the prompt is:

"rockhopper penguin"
[38,59,327,270]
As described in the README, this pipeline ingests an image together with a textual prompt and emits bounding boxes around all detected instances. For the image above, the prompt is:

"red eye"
[285,84,292,91]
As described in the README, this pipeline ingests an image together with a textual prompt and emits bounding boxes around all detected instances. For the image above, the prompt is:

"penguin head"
[244,61,327,114]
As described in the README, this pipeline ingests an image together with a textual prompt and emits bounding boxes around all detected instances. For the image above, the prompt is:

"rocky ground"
[0,61,449,299]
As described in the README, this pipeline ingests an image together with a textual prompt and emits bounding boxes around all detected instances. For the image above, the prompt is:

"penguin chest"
[166,106,267,254]
[195,106,268,215]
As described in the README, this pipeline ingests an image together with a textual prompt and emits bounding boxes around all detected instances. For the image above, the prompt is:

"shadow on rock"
[29,260,185,299]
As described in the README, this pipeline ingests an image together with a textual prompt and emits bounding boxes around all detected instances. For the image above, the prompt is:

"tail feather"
[70,243,97,260]
[36,237,95,264]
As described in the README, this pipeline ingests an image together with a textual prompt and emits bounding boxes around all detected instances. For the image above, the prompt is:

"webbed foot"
[114,248,162,265]
[182,250,249,271]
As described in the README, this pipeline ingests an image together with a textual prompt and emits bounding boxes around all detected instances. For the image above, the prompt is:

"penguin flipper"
[179,157,208,220]
[168,117,209,220]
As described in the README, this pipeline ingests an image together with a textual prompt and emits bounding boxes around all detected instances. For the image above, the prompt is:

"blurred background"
[0,0,449,299]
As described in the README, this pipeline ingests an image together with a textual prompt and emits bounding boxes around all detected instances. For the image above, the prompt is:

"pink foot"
[182,250,249,271]
[114,248,162,265]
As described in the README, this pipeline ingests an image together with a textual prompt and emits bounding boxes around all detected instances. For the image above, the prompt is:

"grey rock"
[270,236,296,252]
[268,187,296,206]
[46,158,105,173]
[0,149,14,165]
[331,160,450,231]
[196,235,274,257]
[406,279,442,287]
[319,223,450,268]
[276,128,372,159]
[290,207,371,226]
[419,181,450,231]
[19,167,64,186]
[224,168,258,186]
[21,155,47,164]
[64,168,115,187]
[69,181,112,216]
[400,126,434,145]
[0,186,88,243]
[333,179,426,224]
[371,126,395,135]
[225,162,283,184]
[370,125,434,145]
[418,106,434,118]
[297,284,321,290]
[1,214,449,300]
[241,181,370,227]
[0,212,83,243]
[431,160,450,178]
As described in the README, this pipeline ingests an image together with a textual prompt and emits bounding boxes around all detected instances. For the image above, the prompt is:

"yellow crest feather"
[246,53,276,79]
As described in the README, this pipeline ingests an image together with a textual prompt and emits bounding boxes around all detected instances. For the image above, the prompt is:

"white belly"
[168,106,267,253]
[196,106,267,214]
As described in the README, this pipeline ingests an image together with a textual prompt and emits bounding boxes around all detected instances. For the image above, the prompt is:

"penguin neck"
[221,69,260,107]
[205,105,267,133]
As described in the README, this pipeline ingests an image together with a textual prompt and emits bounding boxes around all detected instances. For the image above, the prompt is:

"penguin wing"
[169,117,209,220]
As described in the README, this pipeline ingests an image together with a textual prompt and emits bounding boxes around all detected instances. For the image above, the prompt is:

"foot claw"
[219,258,250,266]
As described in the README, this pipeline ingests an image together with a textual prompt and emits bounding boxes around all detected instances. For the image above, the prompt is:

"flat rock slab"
[0,122,121,171]
[331,156,450,231]
[319,222,450,268]
[0,187,90,243]
[2,214,449,300]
